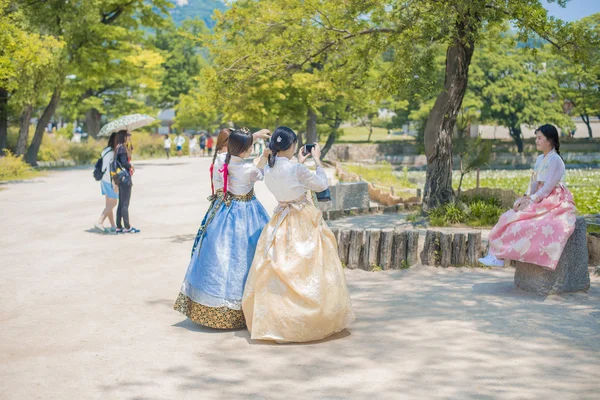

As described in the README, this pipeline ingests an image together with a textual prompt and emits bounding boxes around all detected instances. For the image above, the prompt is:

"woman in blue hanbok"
[174,128,271,329]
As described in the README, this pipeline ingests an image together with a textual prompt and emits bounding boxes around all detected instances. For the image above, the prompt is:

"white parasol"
[98,114,155,137]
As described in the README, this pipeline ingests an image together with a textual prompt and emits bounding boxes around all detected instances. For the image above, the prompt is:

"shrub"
[38,135,70,162]
[67,141,104,165]
[429,197,506,227]
[132,134,164,159]
[443,203,467,224]
[0,151,37,181]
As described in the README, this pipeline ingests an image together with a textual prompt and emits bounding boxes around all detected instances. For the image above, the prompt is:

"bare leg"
[105,197,117,228]
[99,195,117,222]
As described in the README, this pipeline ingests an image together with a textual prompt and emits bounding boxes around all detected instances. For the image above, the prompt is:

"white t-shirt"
[175,136,186,147]
[189,138,197,148]
[164,137,172,149]
[100,147,114,183]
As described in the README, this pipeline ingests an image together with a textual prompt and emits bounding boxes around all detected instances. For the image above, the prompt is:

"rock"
[587,233,600,265]
[514,217,590,296]
[329,182,370,210]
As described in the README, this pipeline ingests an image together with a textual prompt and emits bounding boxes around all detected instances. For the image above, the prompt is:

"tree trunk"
[25,88,61,166]
[321,130,337,160]
[86,108,102,139]
[321,112,342,160]
[306,107,317,144]
[0,87,8,155]
[509,126,524,153]
[581,113,592,139]
[16,104,33,156]
[457,170,465,199]
[422,23,475,212]
[367,124,373,142]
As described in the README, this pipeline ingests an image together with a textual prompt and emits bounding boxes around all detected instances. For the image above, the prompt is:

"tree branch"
[286,27,402,71]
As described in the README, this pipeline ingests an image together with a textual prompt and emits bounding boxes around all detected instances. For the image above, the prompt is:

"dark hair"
[115,130,128,146]
[268,126,298,167]
[107,132,117,148]
[536,124,560,155]
[221,128,254,193]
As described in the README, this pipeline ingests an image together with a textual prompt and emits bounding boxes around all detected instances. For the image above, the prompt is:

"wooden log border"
[332,227,483,270]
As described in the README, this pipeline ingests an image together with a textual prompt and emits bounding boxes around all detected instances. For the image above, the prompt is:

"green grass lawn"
[344,163,600,215]
[344,163,418,191]
[336,126,415,143]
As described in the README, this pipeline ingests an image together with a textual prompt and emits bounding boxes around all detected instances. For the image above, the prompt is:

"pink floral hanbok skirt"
[488,184,577,270]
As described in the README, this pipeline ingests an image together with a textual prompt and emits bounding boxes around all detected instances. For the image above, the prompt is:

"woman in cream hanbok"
[479,124,577,270]
[242,126,355,343]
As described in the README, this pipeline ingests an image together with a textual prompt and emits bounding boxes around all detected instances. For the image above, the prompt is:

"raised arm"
[296,164,328,192]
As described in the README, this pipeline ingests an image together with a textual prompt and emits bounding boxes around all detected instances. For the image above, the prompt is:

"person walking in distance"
[164,135,172,159]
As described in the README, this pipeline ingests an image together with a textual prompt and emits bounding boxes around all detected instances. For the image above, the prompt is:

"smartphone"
[303,144,316,155]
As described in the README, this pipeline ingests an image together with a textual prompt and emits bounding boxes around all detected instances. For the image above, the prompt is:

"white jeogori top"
[264,156,328,202]
[224,155,264,195]
[212,152,226,192]
[100,147,114,184]
[527,149,566,202]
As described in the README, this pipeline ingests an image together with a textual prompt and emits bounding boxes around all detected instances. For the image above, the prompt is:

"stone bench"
[514,217,590,296]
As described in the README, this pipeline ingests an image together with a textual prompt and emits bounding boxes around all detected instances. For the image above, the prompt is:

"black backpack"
[93,148,109,181]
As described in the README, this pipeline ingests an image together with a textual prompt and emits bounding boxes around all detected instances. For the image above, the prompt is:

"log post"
[348,229,367,269]
[338,230,351,267]
[391,230,408,269]
[452,233,467,266]
[420,230,441,266]
[406,230,420,266]
[439,233,453,268]
[467,232,482,266]
[379,229,394,270]
[366,229,381,271]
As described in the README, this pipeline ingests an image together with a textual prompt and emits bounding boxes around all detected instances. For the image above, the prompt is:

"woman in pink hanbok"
[479,124,577,270]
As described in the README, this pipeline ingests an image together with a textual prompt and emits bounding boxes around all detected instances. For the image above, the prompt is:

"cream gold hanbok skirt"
[242,193,355,343]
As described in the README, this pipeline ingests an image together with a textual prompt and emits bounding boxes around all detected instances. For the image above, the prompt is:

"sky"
[544,0,599,21]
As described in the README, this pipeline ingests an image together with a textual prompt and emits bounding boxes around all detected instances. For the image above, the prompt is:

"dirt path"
[1,157,598,399]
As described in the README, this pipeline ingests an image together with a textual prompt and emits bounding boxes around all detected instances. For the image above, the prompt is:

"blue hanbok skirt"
[174,189,269,329]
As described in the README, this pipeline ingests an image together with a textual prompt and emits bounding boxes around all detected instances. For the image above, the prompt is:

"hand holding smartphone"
[302,143,316,155]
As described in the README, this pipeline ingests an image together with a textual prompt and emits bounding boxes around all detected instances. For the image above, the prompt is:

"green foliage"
[152,19,209,109]
[174,83,219,132]
[37,135,70,162]
[9,0,172,151]
[0,150,37,181]
[66,142,104,165]
[455,135,493,196]
[429,198,506,227]
[468,30,575,150]
[552,14,600,139]
[131,134,164,159]
[453,168,600,215]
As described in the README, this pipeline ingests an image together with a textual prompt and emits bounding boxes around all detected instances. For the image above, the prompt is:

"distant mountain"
[170,0,228,29]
